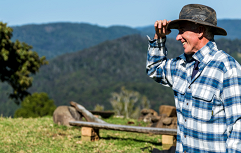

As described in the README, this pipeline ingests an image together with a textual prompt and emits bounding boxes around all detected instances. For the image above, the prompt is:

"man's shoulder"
[214,49,241,71]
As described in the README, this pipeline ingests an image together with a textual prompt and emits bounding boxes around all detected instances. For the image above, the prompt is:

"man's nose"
[176,34,182,41]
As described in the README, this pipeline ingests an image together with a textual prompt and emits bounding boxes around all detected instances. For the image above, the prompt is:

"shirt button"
[185,119,187,122]
[187,103,188,105]
[184,135,186,138]
[188,86,191,89]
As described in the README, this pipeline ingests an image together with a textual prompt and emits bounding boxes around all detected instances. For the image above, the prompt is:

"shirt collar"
[178,40,218,64]
[192,40,217,64]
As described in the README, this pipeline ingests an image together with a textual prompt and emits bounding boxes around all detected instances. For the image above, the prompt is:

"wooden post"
[81,127,99,141]
[162,135,176,150]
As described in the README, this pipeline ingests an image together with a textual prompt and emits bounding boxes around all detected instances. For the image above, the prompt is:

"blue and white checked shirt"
[146,37,241,152]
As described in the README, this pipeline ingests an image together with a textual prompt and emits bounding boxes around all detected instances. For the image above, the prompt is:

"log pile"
[139,105,177,129]
[138,105,177,150]
[53,101,106,126]
[53,102,178,148]
[53,105,84,126]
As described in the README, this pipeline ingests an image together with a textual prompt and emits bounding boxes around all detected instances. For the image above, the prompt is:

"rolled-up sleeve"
[146,37,174,87]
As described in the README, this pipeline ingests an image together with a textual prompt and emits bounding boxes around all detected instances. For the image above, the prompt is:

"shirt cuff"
[147,35,166,48]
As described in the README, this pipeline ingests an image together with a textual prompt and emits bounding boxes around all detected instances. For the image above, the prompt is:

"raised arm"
[146,19,175,87]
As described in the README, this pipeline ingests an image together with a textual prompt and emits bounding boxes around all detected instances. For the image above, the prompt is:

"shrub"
[14,92,56,118]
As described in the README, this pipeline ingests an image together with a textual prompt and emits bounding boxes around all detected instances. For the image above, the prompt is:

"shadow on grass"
[73,135,162,146]
[100,135,162,146]
[74,135,81,138]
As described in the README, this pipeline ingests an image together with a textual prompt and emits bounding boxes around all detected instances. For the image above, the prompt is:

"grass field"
[0,116,163,153]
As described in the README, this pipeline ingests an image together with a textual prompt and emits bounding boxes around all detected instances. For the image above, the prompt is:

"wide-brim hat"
[167,4,227,36]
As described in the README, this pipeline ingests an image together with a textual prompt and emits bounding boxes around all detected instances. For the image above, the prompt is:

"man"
[146,4,241,152]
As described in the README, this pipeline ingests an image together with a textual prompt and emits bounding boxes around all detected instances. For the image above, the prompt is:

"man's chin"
[184,50,191,55]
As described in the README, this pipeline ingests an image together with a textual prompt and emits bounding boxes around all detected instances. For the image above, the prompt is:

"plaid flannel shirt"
[146,37,241,153]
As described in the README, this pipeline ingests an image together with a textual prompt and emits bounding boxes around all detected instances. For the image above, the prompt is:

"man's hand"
[154,19,172,39]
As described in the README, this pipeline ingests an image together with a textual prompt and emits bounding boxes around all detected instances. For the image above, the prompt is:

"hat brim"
[167,19,227,36]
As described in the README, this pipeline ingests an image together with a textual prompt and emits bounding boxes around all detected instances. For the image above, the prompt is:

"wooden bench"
[69,121,177,149]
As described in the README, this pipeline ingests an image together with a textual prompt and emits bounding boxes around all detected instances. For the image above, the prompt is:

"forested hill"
[1,34,241,116]
[22,35,241,111]
[11,22,139,59]
[28,35,179,112]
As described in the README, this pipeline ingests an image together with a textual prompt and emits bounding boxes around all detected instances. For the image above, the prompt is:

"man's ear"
[197,26,205,39]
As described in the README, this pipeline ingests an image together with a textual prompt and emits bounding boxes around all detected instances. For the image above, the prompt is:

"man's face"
[176,22,200,55]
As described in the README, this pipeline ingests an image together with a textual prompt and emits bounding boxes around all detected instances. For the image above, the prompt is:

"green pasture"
[0,116,163,153]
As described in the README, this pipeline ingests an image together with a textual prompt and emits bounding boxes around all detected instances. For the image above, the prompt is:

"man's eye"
[178,29,185,34]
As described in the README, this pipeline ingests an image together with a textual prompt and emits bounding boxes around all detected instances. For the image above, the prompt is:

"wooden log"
[69,121,177,135]
[70,101,106,124]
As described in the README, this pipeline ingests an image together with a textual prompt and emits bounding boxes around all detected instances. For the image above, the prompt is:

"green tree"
[14,92,56,118]
[0,22,48,104]
[110,86,150,119]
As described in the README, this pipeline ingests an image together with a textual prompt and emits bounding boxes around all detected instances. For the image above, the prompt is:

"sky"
[1,0,241,28]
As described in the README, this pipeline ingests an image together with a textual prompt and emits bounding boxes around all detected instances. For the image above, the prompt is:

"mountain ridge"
[11,22,140,59]
[10,19,241,60]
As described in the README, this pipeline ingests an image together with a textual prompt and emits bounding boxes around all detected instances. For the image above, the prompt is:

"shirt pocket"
[191,87,215,121]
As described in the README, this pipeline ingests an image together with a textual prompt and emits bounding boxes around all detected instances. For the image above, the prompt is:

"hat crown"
[167,4,227,36]
[179,4,217,26]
